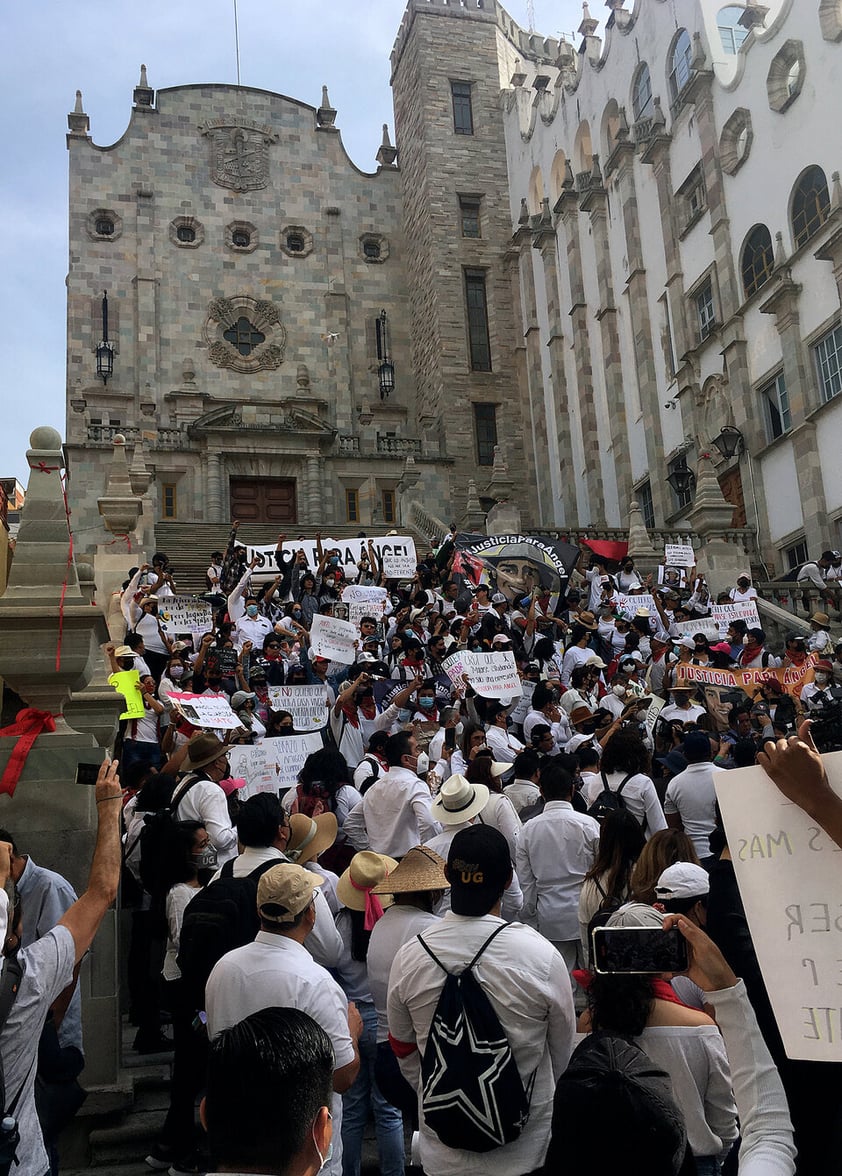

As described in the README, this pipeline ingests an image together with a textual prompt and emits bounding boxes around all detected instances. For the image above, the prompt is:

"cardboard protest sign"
[158,596,214,639]
[227,741,280,798]
[267,684,328,731]
[309,613,358,664]
[341,584,388,628]
[441,651,466,690]
[715,753,842,1060]
[461,651,521,702]
[107,670,145,720]
[271,732,325,793]
[169,692,242,730]
[663,544,695,568]
[675,654,816,700]
[673,617,721,642]
[613,593,656,620]
[245,536,416,581]
[509,680,536,726]
[378,539,417,578]
[712,601,761,629]
[643,695,665,740]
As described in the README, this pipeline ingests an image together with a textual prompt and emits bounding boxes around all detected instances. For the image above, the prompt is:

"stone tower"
[390,0,546,524]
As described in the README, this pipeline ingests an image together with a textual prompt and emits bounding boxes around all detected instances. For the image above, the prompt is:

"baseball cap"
[682,730,712,759]
[677,636,696,650]
[565,733,595,753]
[491,633,513,647]
[655,862,711,901]
[491,592,508,605]
[257,864,324,924]
[218,776,247,798]
[447,826,511,916]
[584,654,606,669]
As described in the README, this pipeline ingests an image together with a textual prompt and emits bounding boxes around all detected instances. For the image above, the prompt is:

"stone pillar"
[688,453,748,596]
[206,450,223,523]
[133,188,158,420]
[502,245,541,528]
[306,456,322,526]
[556,181,606,525]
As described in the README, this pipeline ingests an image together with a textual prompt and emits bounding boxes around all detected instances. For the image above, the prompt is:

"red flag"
[581,538,628,562]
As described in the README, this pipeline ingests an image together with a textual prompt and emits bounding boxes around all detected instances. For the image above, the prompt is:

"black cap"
[446,826,511,916]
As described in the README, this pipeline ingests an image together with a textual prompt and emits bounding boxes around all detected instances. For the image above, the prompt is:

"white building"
[502,0,842,573]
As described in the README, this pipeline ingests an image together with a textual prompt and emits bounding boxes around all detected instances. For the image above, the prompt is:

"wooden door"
[229,477,297,524]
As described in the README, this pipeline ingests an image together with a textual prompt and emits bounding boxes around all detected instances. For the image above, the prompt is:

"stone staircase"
[152,522,422,597]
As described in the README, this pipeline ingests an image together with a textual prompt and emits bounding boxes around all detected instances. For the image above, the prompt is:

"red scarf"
[740,643,761,667]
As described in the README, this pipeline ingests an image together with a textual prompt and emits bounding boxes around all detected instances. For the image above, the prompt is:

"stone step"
[88,1109,168,1166]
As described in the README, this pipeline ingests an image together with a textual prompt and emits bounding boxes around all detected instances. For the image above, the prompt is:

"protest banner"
[715,753,842,1060]
[245,536,416,581]
[675,654,816,700]
[267,684,328,731]
[271,732,324,793]
[509,680,536,727]
[712,601,761,629]
[643,695,665,740]
[227,741,280,798]
[673,617,721,642]
[309,613,358,664]
[453,532,580,616]
[341,584,388,628]
[107,669,145,719]
[441,651,466,690]
[658,566,687,589]
[461,651,521,702]
[158,596,214,640]
[663,543,695,568]
[168,692,242,730]
[613,592,656,620]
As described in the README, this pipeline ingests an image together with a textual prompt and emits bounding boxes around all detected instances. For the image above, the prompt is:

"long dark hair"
[601,728,651,776]
[589,973,654,1037]
[298,748,350,811]
[466,752,502,794]
[583,809,645,901]
[348,907,372,962]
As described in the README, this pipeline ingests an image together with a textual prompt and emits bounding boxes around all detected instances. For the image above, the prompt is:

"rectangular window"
[451,81,474,135]
[784,539,808,571]
[345,488,359,524]
[637,481,655,530]
[459,195,482,238]
[162,483,177,519]
[760,371,791,440]
[474,403,498,466]
[465,270,492,371]
[814,323,842,404]
[695,280,716,341]
[381,489,396,524]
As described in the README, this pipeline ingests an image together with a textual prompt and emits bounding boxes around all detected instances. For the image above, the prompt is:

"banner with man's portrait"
[453,533,580,616]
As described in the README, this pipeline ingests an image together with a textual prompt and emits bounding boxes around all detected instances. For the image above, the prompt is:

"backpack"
[416,923,535,1153]
[358,755,382,795]
[176,858,277,1011]
[136,775,202,902]
[586,770,633,824]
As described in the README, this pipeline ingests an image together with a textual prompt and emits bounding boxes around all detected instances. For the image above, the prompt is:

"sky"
[0,0,579,482]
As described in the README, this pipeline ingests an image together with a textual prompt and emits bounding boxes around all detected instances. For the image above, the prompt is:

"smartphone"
[75,761,103,786]
[591,926,688,975]
[444,727,456,751]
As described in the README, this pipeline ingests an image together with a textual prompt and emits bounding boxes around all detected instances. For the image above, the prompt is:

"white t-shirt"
[663,763,720,859]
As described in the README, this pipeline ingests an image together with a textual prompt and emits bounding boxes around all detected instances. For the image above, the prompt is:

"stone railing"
[406,499,449,545]
[376,435,422,457]
[527,527,755,554]
[87,425,139,444]
[336,435,360,455]
[632,117,654,145]
[85,425,185,449]
[755,580,840,622]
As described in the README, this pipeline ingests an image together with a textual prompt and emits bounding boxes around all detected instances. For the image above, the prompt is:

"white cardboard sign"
[309,613,358,664]
[158,597,214,639]
[664,544,695,567]
[461,651,521,702]
[267,684,329,731]
[613,592,656,620]
[715,753,842,1061]
[673,617,722,642]
[712,601,761,629]
[341,584,388,627]
[228,732,325,799]
[169,692,241,730]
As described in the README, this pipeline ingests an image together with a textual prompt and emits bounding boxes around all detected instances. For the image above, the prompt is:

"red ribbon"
[28,462,61,474]
[0,709,57,797]
[349,874,386,930]
[105,534,132,552]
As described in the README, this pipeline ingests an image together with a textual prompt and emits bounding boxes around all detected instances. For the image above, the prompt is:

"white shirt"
[503,778,541,815]
[346,765,440,857]
[560,643,593,687]
[516,800,600,942]
[174,775,238,863]
[664,762,720,859]
[163,881,199,981]
[729,586,758,604]
[583,771,667,839]
[368,905,441,1042]
[484,723,524,764]
[660,702,707,725]
[233,613,273,652]
[387,912,575,1176]
[424,825,523,923]
[476,791,521,863]
[206,932,354,1176]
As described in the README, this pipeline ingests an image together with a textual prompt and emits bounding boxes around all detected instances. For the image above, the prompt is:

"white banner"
[715,753,842,1061]
[461,651,521,702]
[673,617,721,642]
[169,692,241,730]
[158,596,214,639]
[309,613,358,664]
[612,592,656,620]
[228,732,325,799]
[245,536,417,580]
[712,601,761,629]
[341,584,388,628]
[267,684,329,731]
[508,680,536,726]
[644,695,665,740]
[664,544,695,568]
[272,732,325,793]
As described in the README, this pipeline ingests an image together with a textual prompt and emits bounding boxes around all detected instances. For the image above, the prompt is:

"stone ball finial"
[113,434,126,445]
[76,560,95,582]
[30,426,62,450]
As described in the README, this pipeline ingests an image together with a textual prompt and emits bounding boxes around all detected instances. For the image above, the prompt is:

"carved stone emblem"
[204,295,286,374]
[200,119,278,191]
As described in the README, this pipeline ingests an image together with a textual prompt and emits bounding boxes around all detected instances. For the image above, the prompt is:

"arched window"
[741,225,774,298]
[668,29,693,103]
[791,166,831,249]
[718,6,749,55]
[632,64,653,122]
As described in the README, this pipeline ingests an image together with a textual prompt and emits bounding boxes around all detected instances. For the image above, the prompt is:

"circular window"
[95,217,114,236]
[177,225,196,243]
[286,233,305,253]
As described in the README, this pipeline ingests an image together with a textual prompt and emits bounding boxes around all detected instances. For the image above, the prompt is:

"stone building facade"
[501,0,842,572]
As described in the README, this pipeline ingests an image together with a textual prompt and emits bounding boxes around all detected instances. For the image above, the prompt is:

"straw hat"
[810,611,830,627]
[336,852,398,911]
[286,812,338,864]
[372,845,449,895]
[577,611,598,631]
[431,774,489,825]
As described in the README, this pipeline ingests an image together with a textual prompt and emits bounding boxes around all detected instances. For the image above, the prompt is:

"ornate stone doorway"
[229,476,297,524]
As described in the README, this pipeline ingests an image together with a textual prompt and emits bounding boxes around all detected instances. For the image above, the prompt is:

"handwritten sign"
[675,655,816,700]
[613,593,656,620]
[664,544,695,567]
[158,596,214,639]
[271,732,325,792]
[442,651,466,690]
[246,536,417,581]
[673,617,721,642]
[228,732,325,799]
[267,684,328,731]
[108,670,145,720]
[715,754,842,1061]
[509,680,536,726]
[341,584,388,628]
[379,539,417,578]
[309,613,358,664]
[461,651,521,702]
[643,695,665,740]
[712,601,761,630]
[169,692,242,730]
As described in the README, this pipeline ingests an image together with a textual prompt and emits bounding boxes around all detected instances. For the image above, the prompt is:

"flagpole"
[233,0,241,86]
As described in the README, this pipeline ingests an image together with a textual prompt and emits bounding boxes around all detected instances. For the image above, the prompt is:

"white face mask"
[612,684,626,697]
[415,751,429,776]
[312,1112,333,1171]
[814,673,829,684]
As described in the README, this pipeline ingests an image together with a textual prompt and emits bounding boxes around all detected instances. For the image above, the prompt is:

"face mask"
[313,1121,333,1172]
[418,696,434,710]
[246,604,259,618]
[612,684,626,697]
[815,673,829,684]
[397,707,413,722]
[278,725,295,736]
[742,635,750,646]
[415,751,429,776]
[170,666,185,680]
[193,846,218,870]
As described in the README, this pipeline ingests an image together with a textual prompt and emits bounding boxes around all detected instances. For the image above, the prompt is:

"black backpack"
[587,770,633,824]
[416,923,535,1153]
[136,775,202,902]
[176,858,277,1011]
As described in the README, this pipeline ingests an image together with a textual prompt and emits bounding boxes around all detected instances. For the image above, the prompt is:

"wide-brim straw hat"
[372,845,449,895]
[431,773,489,824]
[577,611,598,630]
[286,812,338,864]
[489,761,510,778]
[336,852,398,911]
[810,611,830,627]
[184,732,228,771]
